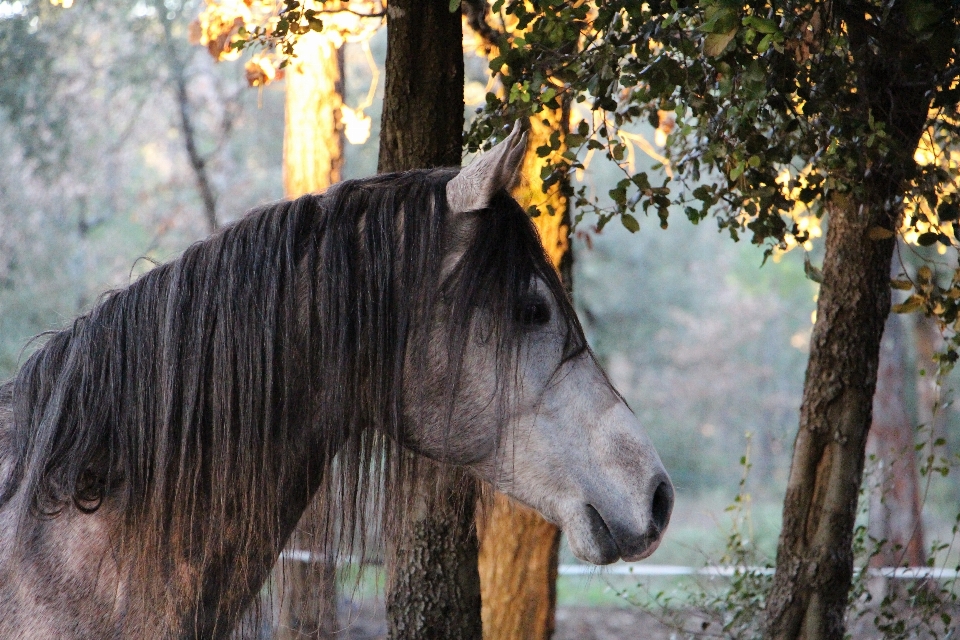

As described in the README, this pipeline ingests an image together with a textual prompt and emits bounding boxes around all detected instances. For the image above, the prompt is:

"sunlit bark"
[477,106,570,640]
[283,32,344,196]
[274,31,344,640]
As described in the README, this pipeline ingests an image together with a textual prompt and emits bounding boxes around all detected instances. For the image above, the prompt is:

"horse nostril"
[651,480,673,533]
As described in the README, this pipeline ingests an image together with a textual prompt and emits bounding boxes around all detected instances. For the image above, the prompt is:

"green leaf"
[704,29,738,57]
[701,6,739,34]
[621,213,640,233]
[904,0,942,33]
[729,160,745,181]
[892,295,924,314]
[757,33,773,53]
[742,15,778,34]
[449,0,462,12]
[938,201,960,222]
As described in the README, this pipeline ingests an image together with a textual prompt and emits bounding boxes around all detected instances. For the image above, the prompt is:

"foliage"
[193,0,384,86]
[0,0,286,379]
[617,438,771,639]
[0,2,71,171]
[619,437,960,639]
[463,1,960,364]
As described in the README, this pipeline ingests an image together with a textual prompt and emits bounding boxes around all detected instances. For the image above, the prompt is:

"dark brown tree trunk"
[377,2,477,639]
[377,0,464,175]
[763,7,940,637]
[477,107,570,640]
[763,191,896,639]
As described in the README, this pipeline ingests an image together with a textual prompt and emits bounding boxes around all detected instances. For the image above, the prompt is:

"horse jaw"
[487,349,674,566]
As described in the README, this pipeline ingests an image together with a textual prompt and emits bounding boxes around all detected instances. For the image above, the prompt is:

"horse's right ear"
[446,121,528,214]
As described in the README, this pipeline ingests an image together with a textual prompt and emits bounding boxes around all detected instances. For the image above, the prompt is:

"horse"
[0,125,673,639]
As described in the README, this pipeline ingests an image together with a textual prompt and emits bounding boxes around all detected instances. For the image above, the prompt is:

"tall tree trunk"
[477,107,570,640]
[274,31,344,640]
[377,2,477,639]
[763,7,938,637]
[865,295,926,600]
[763,191,896,639]
[283,32,344,198]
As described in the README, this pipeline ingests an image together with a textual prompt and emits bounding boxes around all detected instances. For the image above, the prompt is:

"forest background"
[1,0,959,636]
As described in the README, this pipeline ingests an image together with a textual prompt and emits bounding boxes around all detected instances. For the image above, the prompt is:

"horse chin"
[563,503,665,566]
[563,504,622,566]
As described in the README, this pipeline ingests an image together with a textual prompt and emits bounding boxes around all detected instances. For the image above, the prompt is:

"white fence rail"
[281,551,959,580]
[556,563,960,580]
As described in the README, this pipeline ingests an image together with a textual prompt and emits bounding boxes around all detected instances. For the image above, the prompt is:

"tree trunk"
[377,2,477,639]
[864,295,926,601]
[763,8,938,636]
[274,31,344,640]
[283,32,344,198]
[477,107,570,640]
[155,0,219,232]
[763,191,896,639]
[376,0,464,175]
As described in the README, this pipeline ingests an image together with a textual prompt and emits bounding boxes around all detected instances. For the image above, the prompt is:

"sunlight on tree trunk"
[478,107,570,640]
[283,32,344,198]
[274,31,344,640]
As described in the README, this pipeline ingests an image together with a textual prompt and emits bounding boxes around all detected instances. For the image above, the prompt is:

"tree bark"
[377,2,477,639]
[377,1,464,174]
[763,191,896,639]
[477,107,570,640]
[763,6,940,637]
[274,32,345,640]
[283,32,344,198]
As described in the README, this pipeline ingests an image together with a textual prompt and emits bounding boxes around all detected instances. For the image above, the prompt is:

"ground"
[332,601,690,639]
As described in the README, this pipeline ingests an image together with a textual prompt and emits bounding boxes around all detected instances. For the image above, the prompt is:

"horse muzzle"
[566,476,674,565]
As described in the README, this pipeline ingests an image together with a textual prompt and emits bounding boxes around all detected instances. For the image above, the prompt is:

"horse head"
[404,123,673,565]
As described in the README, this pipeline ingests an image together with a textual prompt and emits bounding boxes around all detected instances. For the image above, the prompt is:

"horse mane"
[0,167,584,632]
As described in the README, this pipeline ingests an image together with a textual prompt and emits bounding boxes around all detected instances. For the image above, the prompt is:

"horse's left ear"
[447,120,528,214]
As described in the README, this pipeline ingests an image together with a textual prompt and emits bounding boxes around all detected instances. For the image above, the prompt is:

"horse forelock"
[1,167,586,634]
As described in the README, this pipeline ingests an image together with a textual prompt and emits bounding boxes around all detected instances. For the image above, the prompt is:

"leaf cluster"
[466,1,960,255]
[228,0,327,60]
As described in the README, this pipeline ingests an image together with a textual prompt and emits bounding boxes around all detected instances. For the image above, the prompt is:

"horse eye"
[517,298,551,326]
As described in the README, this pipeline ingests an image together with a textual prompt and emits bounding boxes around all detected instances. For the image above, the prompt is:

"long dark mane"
[0,168,583,634]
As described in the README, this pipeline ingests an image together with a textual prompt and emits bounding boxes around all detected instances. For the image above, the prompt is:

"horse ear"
[446,120,528,214]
